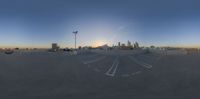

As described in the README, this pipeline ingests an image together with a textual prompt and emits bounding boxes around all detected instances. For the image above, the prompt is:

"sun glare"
[92,39,108,47]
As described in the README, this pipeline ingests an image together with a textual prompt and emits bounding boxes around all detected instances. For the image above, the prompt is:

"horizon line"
[1,45,200,49]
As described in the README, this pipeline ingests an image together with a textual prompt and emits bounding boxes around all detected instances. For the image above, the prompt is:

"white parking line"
[129,56,152,69]
[83,56,106,64]
[105,57,119,77]
[131,71,142,76]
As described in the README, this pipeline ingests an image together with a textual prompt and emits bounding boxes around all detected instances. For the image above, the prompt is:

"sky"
[0,0,200,48]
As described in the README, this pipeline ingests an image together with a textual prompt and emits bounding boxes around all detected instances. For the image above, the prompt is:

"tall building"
[134,42,139,48]
[118,42,121,47]
[127,40,131,47]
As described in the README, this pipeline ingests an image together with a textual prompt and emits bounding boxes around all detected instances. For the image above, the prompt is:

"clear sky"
[0,0,200,48]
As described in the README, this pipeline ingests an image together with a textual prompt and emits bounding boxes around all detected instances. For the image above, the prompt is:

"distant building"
[120,43,130,50]
[134,42,139,48]
[127,40,131,47]
[121,43,125,47]
[52,43,59,52]
[118,42,121,47]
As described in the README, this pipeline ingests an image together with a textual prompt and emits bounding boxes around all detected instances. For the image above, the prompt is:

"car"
[63,48,73,52]
[4,49,14,54]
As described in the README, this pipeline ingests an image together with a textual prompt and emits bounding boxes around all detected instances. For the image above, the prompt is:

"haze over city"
[0,0,200,48]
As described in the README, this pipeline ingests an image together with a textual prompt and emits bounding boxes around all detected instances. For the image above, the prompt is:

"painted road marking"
[129,56,152,69]
[131,71,142,76]
[83,56,106,64]
[105,57,119,77]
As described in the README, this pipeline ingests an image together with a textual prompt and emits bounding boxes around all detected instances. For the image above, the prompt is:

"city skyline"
[0,0,200,48]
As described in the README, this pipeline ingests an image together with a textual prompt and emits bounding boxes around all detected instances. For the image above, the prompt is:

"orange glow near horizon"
[0,43,200,49]
[91,39,109,47]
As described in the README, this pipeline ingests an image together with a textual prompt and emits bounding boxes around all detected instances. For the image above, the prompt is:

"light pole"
[73,31,78,50]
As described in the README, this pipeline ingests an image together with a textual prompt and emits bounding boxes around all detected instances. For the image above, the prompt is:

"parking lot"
[77,50,160,78]
[1,50,200,99]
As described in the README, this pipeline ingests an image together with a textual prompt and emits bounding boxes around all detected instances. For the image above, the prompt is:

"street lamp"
[73,31,78,50]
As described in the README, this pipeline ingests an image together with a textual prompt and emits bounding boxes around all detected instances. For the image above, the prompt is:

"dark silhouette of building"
[134,42,139,48]
[118,42,121,47]
[127,40,131,47]
[52,43,59,52]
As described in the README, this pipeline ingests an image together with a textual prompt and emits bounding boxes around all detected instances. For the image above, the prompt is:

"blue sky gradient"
[0,0,200,48]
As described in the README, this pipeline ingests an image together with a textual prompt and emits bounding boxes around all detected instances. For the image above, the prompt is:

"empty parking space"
[117,56,145,77]
[77,51,155,78]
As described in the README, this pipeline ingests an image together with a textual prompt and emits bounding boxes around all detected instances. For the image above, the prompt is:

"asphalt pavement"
[0,50,200,99]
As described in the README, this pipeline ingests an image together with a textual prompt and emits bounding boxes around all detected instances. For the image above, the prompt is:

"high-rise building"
[134,42,139,48]
[127,40,131,47]
[118,42,121,47]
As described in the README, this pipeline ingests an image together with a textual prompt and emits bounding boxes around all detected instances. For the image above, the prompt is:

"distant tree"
[88,46,92,49]
[150,45,155,49]
[15,48,19,50]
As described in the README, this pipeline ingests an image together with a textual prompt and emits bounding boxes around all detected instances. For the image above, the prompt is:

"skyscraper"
[134,42,139,48]
[127,40,131,47]
[118,42,121,47]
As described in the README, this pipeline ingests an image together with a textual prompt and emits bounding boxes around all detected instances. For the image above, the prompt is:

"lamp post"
[73,31,78,50]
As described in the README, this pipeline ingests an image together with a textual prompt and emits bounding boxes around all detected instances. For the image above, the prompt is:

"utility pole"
[73,31,78,50]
